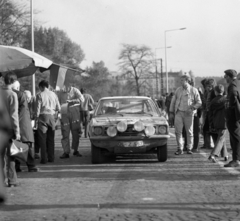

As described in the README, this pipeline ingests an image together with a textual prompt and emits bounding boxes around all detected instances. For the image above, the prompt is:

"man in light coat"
[169,73,202,155]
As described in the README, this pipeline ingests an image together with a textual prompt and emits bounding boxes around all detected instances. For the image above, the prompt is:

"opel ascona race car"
[88,96,170,164]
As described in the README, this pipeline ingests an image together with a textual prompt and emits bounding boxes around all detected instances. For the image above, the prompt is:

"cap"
[224,69,237,78]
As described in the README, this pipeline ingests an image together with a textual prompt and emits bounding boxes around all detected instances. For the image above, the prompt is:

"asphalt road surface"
[1,129,240,221]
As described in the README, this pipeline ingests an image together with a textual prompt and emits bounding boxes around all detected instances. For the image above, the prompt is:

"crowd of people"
[168,69,240,168]
[0,71,94,193]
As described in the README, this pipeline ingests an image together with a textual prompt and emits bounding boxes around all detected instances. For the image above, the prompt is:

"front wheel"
[157,144,168,162]
[91,143,104,164]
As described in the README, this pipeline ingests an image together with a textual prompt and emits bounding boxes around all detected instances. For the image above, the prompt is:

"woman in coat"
[12,81,38,172]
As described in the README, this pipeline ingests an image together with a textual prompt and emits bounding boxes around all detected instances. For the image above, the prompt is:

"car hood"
[91,115,167,126]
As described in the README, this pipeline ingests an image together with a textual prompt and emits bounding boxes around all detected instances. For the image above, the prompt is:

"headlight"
[158,126,167,134]
[117,121,127,132]
[134,121,144,132]
[94,127,103,135]
[107,126,117,137]
[145,126,155,136]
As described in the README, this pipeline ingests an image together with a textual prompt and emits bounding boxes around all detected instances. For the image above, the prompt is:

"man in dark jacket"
[208,84,228,162]
[12,81,38,172]
[224,69,240,167]
[0,87,12,203]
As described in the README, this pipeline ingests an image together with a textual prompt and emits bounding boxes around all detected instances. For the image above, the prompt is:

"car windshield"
[95,98,160,116]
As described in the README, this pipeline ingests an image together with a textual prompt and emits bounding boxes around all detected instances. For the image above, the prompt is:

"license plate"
[121,141,144,147]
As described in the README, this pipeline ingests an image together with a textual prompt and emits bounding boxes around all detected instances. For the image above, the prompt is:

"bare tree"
[118,44,154,95]
[0,0,31,45]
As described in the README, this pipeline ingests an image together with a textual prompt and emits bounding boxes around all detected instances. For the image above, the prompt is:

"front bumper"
[90,135,169,154]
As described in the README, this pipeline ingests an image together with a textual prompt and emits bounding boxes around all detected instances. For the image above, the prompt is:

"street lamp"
[164,27,186,93]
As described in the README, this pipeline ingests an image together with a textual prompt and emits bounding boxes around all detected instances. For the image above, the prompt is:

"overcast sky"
[29,0,240,77]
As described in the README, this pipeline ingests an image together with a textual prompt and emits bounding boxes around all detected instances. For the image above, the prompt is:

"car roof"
[99,96,152,101]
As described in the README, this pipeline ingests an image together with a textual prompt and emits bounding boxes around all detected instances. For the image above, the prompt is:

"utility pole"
[160,59,163,95]
[31,0,35,96]
[155,61,158,98]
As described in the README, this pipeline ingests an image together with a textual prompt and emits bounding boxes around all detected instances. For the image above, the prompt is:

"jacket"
[209,95,227,129]
[13,90,34,143]
[1,86,20,138]
[226,79,240,121]
[169,85,202,114]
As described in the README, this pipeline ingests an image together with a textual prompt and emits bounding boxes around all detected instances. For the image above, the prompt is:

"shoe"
[187,150,193,154]
[224,156,229,161]
[6,183,19,187]
[175,150,183,155]
[208,155,217,163]
[73,151,82,157]
[224,160,240,168]
[48,159,54,163]
[28,167,39,172]
[192,149,199,153]
[60,153,70,159]
[40,160,47,164]
[34,153,40,159]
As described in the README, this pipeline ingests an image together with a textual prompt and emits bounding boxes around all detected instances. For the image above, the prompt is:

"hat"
[214,84,224,94]
[224,69,237,78]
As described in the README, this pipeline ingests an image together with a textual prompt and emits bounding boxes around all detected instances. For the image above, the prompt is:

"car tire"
[157,144,167,162]
[91,143,104,164]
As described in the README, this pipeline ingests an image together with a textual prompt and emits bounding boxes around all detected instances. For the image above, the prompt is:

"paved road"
[1,130,240,221]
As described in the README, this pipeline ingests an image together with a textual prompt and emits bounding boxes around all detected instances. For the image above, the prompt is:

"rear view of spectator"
[165,92,174,127]
[80,88,94,138]
[208,84,228,162]
[1,72,20,187]
[12,81,38,172]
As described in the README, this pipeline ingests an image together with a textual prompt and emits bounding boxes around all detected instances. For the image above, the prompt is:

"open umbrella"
[0,45,53,78]
[0,45,86,89]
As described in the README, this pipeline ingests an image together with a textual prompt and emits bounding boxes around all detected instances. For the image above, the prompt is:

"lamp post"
[30,0,35,96]
[164,27,186,93]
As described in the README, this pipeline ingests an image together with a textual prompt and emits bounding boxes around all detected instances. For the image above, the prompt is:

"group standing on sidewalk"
[169,69,240,168]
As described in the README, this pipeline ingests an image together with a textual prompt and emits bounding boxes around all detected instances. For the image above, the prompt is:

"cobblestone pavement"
[1,130,240,221]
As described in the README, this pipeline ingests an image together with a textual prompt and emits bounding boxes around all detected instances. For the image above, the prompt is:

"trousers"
[211,129,228,157]
[38,114,55,163]
[227,111,240,161]
[175,110,194,150]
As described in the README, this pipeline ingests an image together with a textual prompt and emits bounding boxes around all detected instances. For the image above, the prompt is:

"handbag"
[10,140,29,162]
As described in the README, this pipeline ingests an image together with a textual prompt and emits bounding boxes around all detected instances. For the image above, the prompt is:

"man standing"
[0,87,12,201]
[169,73,202,155]
[12,81,38,172]
[35,80,60,164]
[208,84,228,163]
[1,72,20,187]
[80,88,94,138]
[58,82,84,159]
[224,69,240,167]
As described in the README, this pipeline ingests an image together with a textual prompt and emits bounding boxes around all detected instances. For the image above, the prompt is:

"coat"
[13,90,34,143]
[169,85,202,114]
[226,79,240,121]
[209,95,227,130]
